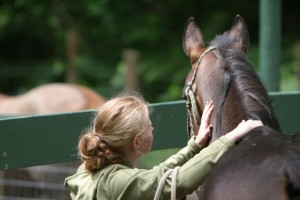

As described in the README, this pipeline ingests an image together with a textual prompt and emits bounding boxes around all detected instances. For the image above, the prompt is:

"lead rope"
[185,46,216,139]
[154,166,180,200]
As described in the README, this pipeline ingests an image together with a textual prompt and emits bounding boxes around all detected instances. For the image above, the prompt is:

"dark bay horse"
[183,15,300,200]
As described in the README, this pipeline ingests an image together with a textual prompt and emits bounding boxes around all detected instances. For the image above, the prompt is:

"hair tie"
[93,133,101,142]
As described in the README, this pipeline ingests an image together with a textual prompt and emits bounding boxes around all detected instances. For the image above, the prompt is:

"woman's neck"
[124,146,139,167]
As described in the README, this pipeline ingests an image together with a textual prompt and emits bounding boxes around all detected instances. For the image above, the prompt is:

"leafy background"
[0,0,299,103]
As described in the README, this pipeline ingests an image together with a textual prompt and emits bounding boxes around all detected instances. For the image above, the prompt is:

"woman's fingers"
[201,101,214,125]
[196,101,214,147]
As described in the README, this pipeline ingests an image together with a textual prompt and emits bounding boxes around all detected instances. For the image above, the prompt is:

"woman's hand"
[195,101,214,147]
[225,119,263,143]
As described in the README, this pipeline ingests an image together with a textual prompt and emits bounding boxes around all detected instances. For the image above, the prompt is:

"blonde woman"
[65,93,262,199]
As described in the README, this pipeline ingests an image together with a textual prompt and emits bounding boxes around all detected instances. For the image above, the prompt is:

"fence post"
[259,0,282,91]
[122,49,140,91]
[295,41,300,90]
[65,28,79,83]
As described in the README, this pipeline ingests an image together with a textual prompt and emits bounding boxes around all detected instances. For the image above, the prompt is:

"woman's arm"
[157,101,215,169]
[157,137,203,169]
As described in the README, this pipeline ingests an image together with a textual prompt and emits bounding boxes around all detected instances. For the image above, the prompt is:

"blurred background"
[1,0,300,199]
[1,0,299,103]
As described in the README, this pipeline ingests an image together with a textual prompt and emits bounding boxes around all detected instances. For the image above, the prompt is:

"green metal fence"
[0,92,300,171]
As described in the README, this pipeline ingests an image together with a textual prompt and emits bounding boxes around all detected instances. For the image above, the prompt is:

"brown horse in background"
[183,15,300,199]
[0,83,106,115]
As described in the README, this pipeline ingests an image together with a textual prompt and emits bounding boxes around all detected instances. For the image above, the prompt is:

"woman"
[64,93,263,199]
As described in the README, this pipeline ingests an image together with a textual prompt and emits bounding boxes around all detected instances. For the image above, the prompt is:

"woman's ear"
[132,136,140,151]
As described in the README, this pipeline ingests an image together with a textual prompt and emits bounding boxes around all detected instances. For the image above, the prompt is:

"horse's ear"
[183,17,205,56]
[229,15,249,53]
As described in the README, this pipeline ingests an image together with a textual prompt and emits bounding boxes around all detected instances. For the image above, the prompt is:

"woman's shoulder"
[98,164,164,199]
[96,161,165,187]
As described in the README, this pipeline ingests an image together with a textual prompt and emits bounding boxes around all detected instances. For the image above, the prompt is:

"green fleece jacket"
[65,136,234,200]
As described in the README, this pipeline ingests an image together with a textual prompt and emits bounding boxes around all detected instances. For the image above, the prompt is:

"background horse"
[0,83,106,199]
[183,15,300,199]
[0,83,106,115]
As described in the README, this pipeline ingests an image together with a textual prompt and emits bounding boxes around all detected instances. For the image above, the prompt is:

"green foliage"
[0,0,299,100]
[138,148,180,169]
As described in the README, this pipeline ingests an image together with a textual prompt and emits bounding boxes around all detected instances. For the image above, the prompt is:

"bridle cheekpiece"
[184,46,216,138]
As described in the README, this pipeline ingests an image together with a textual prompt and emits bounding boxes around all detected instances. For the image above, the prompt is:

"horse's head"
[182,15,280,142]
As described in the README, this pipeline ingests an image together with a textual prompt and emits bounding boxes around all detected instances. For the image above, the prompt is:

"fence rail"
[0,92,300,171]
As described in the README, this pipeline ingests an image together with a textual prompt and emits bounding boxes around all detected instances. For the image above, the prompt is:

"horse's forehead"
[195,51,224,102]
[185,49,220,85]
[198,52,220,76]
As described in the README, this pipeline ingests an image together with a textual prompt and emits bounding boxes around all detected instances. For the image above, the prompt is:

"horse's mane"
[209,32,281,133]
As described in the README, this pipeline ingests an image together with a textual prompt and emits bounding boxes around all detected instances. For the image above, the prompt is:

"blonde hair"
[78,93,151,172]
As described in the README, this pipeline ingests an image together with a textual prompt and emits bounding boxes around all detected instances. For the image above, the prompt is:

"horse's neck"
[211,93,245,141]
[0,93,12,100]
[0,93,22,100]
[0,93,23,114]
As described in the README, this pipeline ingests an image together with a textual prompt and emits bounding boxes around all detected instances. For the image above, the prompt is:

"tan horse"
[0,83,106,115]
[0,83,106,198]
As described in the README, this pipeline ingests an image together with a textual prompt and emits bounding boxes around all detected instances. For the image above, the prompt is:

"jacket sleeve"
[157,137,203,169]
[161,136,234,199]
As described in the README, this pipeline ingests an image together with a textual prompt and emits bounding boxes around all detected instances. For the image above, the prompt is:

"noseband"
[184,46,216,138]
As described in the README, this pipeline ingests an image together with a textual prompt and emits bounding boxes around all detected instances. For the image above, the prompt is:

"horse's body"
[0,83,106,115]
[200,128,300,200]
[183,15,300,199]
